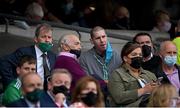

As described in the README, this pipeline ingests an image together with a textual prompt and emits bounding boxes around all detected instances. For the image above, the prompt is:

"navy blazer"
[0,45,56,89]
[7,91,58,107]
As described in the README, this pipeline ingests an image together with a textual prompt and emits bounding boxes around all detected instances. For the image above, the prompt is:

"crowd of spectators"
[0,0,180,106]
[0,0,180,34]
[0,23,179,107]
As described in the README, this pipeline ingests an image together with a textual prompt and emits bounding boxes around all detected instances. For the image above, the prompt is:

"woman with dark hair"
[108,42,157,107]
[70,76,104,107]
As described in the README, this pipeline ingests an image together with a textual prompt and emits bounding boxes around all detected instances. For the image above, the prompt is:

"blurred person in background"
[25,1,44,20]
[152,10,176,39]
[110,5,131,29]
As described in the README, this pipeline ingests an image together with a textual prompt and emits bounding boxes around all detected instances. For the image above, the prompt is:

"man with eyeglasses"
[133,32,161,72]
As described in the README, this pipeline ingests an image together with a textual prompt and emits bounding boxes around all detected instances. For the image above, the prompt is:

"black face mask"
[81,92,98,107]
[70,49,81,58]
[130,57,142,69]
[142,45,152,58]
[52,85,68,96]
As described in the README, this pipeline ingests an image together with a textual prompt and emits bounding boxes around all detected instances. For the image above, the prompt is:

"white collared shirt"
[35,45,50,81]
[25,98,40,108]
[47,91,68,108]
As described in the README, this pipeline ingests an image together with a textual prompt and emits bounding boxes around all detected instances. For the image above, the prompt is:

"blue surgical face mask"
[163,55,177,67]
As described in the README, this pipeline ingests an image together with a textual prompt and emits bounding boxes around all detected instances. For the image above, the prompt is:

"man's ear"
[34,37,38,43]
[16,67,20,75]
[61,43,69,51]
[123,56,127,62]
[90,38,93,44]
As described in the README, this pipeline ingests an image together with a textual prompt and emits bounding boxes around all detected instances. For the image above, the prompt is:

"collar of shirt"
[47,91,68,108]
[47,91,55,101]
[35,45,47,58]
[143,53,153,62]
[25,98,40,108]
[165,68,178,76]
[59,52,77,60]
[123,63,146,75]
[93,47,105,58]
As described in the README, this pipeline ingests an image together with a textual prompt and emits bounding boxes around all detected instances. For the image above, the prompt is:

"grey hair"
[159,40,175,52]
[58,34,71,46]
[58,34,79,51]
[48,68,72,82]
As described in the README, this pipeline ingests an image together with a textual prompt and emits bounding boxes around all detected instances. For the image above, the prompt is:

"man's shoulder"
[112,49,120,55]
[83,48,94,53]
[16,45,34,52]
[80,48,94,57]
[6,98,27,107]
[5,79,21,92]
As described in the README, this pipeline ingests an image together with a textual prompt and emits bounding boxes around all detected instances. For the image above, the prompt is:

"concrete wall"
[0,25,170,56]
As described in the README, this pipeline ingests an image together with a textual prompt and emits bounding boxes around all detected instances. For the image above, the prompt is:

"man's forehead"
[52,73,70,80]
[39,30,52,36]
[137,35,151,41]
[93,30,106,37]
[66,35,79,42]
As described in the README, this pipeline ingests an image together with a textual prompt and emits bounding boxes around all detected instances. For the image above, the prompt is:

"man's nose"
[100,37,104,42]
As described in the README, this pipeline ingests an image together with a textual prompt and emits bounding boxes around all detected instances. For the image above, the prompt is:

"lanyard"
[94,54,108,80]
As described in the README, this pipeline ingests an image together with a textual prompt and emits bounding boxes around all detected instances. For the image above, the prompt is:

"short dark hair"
[17,55,36,67]
[90,26,106,38]
[121,41,141,62]
[35,23,52,37]
[133,32,152,43]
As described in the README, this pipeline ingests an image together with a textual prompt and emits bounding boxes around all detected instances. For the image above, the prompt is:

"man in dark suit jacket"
[0,23,56,90]
[7,72,57,107]
[6,92,58,107]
